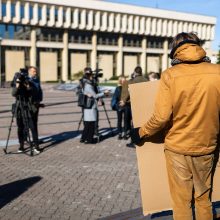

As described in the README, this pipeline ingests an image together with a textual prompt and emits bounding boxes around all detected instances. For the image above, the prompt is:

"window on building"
[20,4,24,19]
[38,6,42,20]
[123,35,141,47]
[36,28,63,42]
[29,4,33,20]
[2,3,6,17]
[0,24,30,40]
[69,30,92,44]
[147,37,164,49]
[11,3,15,18]
[55,7,58,22]
[97,32,118,46]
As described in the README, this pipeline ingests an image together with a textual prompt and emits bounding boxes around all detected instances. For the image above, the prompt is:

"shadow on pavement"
[98,127,118,142]
[0,176,42,209]
[40,131,80,152]
[98,207,173,220]
[98,204,220,220]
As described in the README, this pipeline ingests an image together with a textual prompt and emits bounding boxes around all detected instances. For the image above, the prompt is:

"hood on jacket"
[173,43,206,62]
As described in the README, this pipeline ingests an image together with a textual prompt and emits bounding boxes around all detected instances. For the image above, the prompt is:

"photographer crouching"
[11,66,43,154]
[80,67,109,144]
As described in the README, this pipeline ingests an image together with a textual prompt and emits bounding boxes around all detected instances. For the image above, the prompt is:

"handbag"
[78,92,86,107]
[78,93,94,109]
[84,95,95,109]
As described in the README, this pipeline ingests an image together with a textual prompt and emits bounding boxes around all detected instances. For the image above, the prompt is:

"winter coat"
[139,43,220,156]
[111,86,122,111]
[83,81,104,122]
[11,81,42,118]
[121,75,147,103]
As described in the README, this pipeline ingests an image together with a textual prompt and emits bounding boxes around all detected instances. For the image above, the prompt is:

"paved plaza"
[0,84,219,220]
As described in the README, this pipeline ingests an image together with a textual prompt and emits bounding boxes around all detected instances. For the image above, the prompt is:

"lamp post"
[0,37,2,88]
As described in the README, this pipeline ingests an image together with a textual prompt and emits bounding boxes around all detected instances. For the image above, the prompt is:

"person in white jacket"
[81,68,108,144]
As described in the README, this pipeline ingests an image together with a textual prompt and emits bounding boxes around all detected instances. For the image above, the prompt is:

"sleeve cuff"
[139,127,148,138]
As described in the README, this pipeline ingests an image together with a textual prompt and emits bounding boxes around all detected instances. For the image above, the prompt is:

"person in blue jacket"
[111,77,127,139]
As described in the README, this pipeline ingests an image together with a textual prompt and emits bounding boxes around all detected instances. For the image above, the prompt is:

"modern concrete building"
[0,0,217,83]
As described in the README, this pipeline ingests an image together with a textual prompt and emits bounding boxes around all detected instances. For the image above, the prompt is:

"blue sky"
[105,0,220,51]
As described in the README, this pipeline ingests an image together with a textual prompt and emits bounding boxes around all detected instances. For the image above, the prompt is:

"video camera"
[16,68,29,84]
[92,69,103,84]
[11,68,31,89]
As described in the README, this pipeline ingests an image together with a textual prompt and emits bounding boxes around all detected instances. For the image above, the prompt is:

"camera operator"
[80,67,109,144]
[11,66,43,154]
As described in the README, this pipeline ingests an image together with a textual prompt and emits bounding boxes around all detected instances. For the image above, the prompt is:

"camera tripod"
[77,99,114,142]
[3,95,38,156]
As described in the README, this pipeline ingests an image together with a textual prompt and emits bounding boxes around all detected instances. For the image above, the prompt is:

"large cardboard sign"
[129,81,220,216]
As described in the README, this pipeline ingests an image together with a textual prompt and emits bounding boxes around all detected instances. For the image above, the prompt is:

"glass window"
[0,24,6,38]
[69,30,92,44]
[0,24,30,40]
[11,3,15,18]
[20,4,24,19]
[2,3,6,17]
[38,6,42,20]
[123,35,141,47]
[97,32,118,46]
[36,28,63,42]
[29,5,33,20]
[55,8,58,22]
[147,37,163,49]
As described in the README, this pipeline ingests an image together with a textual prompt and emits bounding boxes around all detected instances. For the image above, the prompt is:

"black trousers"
[124,104,132,134]
[16,108,39,147]
[81,121,96,143]
[117,109,125,134]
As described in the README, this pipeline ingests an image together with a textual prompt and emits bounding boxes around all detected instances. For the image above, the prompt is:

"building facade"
[0,0,217,83]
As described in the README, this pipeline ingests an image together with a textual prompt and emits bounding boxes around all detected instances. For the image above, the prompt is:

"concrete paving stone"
[0,86,177,220]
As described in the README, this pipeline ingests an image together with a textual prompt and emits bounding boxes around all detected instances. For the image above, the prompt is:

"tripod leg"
[3,101,17,154]
[77,114,83,132]
[102,103,114,136]
[3,113,15,154]
[19,98,35,156]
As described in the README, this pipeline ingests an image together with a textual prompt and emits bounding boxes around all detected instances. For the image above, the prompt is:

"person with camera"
[131,32,220,220]
[12,66,43,154]
[80,67,108,144]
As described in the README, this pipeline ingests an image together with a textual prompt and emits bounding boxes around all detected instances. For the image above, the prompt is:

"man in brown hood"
[131,32,220,220]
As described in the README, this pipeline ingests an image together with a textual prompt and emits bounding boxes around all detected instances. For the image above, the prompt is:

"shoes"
[118,133,123,140]
[17,147,25,153]
[123,130,131,140]
[33,148,40,154]
[84,139,97,144]
[126,142,135,148]
[80,139,85,143]
[124,134,130,140]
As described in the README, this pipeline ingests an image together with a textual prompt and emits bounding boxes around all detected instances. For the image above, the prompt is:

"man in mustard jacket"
[131,32,220,220]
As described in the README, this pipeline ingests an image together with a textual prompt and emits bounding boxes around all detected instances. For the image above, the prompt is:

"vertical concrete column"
[64,8,71,28]
[39,4,47,26]
[141,37,147,75]
[13,1,21,23]
[100,12,107,31]
[31,3,38,25]
[211,25,215,40]
[30,28,37,67]
[162,39,168,71]
[22,2,30,24]
[3,0,11,22]
[91,32,97,70]
[117,35,123,76]
[62,30,68,81]
[79,9,86,29]
[121,14,127,33]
